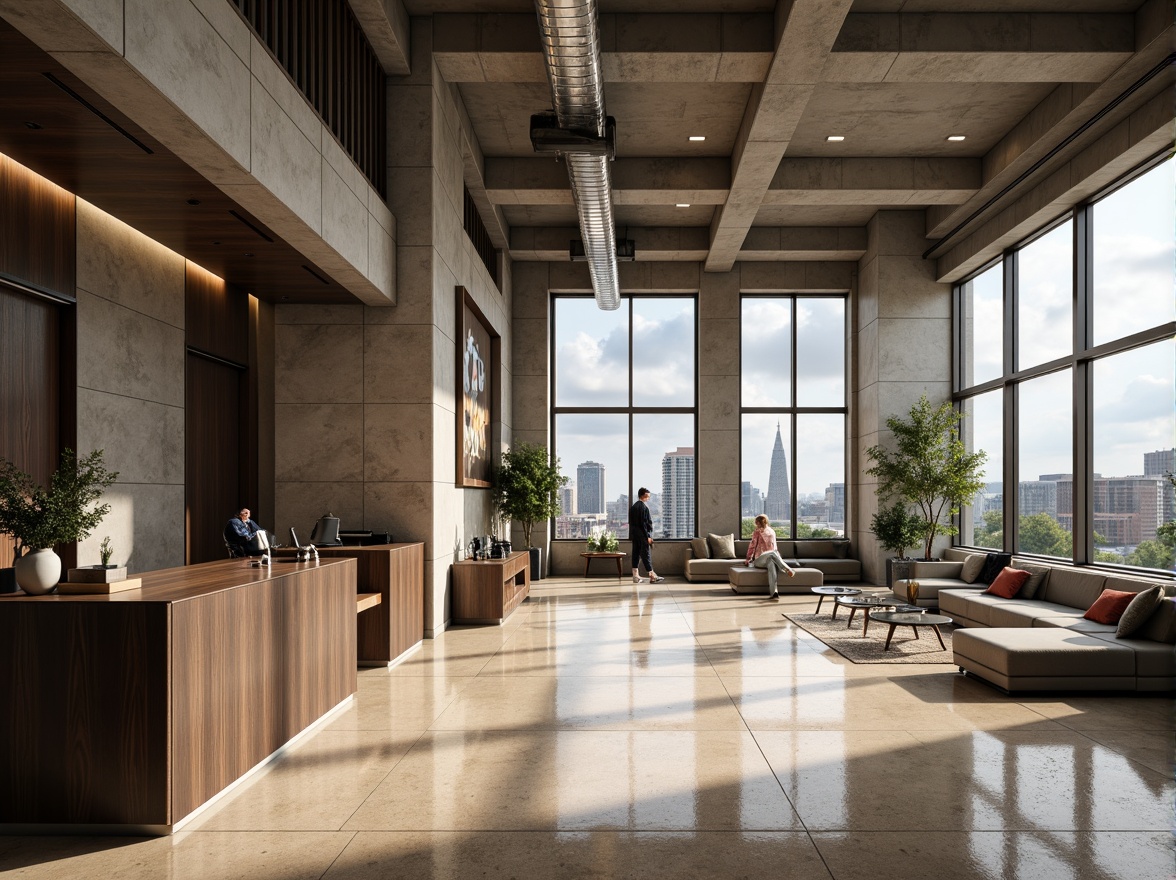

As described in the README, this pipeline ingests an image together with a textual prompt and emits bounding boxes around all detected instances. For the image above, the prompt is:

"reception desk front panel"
[0,558,357,832]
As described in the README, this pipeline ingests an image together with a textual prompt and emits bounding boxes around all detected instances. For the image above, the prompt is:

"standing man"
[629,488,664,584]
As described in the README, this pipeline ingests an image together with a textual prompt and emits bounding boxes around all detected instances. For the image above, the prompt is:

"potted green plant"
[586,529,619,553]
[0,449,119,595]
[865,394,987,562]
[494,442,567,580]
[870,500,923,587]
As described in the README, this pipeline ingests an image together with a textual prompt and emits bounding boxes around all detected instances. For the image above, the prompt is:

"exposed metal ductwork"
[533,0,620,310]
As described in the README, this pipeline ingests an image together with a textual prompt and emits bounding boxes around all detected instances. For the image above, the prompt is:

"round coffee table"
[811,586,862,615]
[869,610,953,651]
[835,595,904,635]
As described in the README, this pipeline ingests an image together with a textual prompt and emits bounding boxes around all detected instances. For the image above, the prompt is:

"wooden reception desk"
[0,557,357,834]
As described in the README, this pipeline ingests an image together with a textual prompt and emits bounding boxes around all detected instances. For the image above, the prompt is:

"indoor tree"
[866,395,987,560]
[494,441,567,550]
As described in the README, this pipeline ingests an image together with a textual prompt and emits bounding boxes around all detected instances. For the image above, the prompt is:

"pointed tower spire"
[764,422,791,524]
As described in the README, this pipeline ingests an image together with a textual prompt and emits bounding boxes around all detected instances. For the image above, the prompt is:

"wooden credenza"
[0,557,357,833]
[313,543,424,665]
[451,552,530,624]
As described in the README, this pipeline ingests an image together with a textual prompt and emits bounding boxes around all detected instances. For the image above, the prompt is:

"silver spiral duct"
[534,0,619,310]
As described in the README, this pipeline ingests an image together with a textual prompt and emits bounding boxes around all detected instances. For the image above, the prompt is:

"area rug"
[783,612,957,664]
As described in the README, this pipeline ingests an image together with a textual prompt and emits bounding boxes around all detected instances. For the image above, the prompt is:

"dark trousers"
[632,539,652,574]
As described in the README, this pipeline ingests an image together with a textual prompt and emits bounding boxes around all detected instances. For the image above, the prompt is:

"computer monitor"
[245,529,270,556]
[289,527,302,549]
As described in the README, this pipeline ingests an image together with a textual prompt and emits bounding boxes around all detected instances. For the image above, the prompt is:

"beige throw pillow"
[690,537,710,559]
[707,533,736,559]
[1017,562,1051,599]
[1116,585,1165,638]
[959,554,985,584]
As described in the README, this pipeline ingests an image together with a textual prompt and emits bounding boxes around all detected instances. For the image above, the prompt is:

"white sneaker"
[633,575,647,583]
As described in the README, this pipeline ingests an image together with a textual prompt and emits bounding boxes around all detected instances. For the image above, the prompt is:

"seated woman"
[745,514,795,599]
[224,507,267,557]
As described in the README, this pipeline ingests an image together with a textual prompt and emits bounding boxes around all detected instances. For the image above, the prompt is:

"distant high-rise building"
[825,482,845,527]
[559,484,575,518]
[741,481,764,518]
[1019,480,1058,518]
[577,461,605,514]
[1144,449,1175,477]
[764,423,791,523]
[661,447,695,538]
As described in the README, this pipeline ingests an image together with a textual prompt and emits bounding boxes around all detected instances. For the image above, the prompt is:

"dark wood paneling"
[0,20,355,305]
[186,354,244,565]
[0,154,75,299]
[0,284,62,568]
[316,543,424,662]
[186,263,248,366]
[0,603,170,824]
[1,558,357,828]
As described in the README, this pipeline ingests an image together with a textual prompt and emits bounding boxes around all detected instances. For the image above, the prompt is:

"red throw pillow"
[984,566,1032,599]
[1083,589,1137,625]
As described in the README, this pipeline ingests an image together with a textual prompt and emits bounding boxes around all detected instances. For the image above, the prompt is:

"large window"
[552,296,696,540]
[955,154,1176,572]
[740,296,846,538]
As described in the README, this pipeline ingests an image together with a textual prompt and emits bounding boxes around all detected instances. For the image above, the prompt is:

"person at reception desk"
[224,507,267,557]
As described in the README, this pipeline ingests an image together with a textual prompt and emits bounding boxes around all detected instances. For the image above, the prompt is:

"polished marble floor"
[2,577,1173,878]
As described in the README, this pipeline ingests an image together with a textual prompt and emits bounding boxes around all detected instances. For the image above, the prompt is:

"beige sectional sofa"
[892,549,1176,692]
[685,538,860,584]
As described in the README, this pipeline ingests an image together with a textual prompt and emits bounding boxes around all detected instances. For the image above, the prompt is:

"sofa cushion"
[707,533,736,559]
[833,541,850,559]
[1041,567,1107,610]
[943,548,974,563]
[959,554,985,583]
[685,558,742,576]
[1141,596,1176,644]
[1009,561,1051,599]
[986,599,1085,628]
[953,628,1136,678]
[985,567,1032,598]
[1083,589,1136,624]
[794,540,835,557]
[1102,576,1163,594]
[690,537,710,559]
[1033,616,1116,634]
[911,560,963,579]
[1116,585,1165,638]
[799,558,860,577]
[978,552,1012,584]
[1089,634,1176,679]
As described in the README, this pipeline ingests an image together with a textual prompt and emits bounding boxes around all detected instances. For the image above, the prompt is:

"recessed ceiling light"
[947,135,966,142]
[688,136,706,142]
[826,135,845,142]
[675,203,691,208]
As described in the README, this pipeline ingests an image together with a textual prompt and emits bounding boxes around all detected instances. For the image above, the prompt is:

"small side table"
[811,585,862,615]
[581,552,626,577]
[869,610,952,651]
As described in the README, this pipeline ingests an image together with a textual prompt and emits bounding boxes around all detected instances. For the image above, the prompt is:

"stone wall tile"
[364,404,434,482]
[699,375,739,431]
[251,75,322,233]
[76,483,185,575]
[76,200,186,328]
[76,290,185,407]
[363,324,433,404]
[274,480,364,548]
[250,35,319,144]
[322,160,368,271]
[276,323,363,403]
[275,304,363,325]
[77,389,184,485]
[699,319,739,376]
[275,403,362,481]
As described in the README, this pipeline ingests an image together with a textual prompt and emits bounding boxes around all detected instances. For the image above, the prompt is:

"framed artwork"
[456,288,498,487]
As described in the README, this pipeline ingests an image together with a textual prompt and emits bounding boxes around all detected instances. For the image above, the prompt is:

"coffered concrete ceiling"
[433,0,1173,271]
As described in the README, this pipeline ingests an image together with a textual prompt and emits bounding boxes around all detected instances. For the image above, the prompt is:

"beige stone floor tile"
[0,832,354,880]
[1014,695,1176,731]
[323,830,833,879]
[430,674,746,731]
[343,729,803,831]
[811,831,1174,880]
[1074,728,1176,777]
[325,675,478,730]
[722,674,1067,732]
[687,611,830,649]
[186,729,421,831]
[755,729,1174,832]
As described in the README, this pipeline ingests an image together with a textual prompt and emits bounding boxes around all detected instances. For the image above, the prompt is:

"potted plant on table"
[586,529,619,553]
[0,449,119,595]
[866,394,987,566]
[494,442,567,580]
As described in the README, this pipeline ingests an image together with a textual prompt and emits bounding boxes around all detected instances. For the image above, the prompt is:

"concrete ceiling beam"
[347,0,411,75]
[433,13,772,83]
[765,158,980,206]
[484,157,731,206]
[706,0,856,272]
[825,12,1134,83]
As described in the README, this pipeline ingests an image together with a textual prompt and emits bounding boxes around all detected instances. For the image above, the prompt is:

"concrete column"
[697,269,741,535]
[854,210,952,583]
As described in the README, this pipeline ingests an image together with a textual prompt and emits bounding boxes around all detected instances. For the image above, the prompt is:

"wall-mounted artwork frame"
[456,287,498,488]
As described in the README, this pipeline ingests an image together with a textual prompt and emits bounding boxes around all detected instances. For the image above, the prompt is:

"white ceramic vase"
[14,548,62,595]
